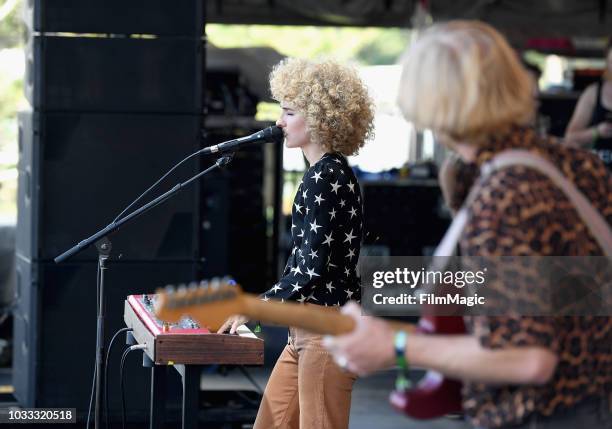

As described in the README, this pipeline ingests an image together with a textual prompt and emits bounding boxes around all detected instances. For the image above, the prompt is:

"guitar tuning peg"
[176,284,188,306]
[216,283,234,300]
[187,293,198,307]
[201,280,210,289]
[187,281,198,291]
[194,285,207,304]
[163,285,176,304]
[200,284,212,297]
[223,276,236,286]
[210,278,221,290]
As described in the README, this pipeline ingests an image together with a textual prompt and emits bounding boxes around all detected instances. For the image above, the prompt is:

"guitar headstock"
[154,277,246,331]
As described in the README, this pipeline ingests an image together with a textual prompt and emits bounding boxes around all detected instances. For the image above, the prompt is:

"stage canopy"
[207,0,612,48]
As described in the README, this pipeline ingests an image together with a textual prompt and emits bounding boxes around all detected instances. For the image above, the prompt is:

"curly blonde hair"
[270,58,375,156]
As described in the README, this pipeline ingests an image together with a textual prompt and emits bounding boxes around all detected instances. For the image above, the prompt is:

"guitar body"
[389,316,465,419]
[153,279,466,420]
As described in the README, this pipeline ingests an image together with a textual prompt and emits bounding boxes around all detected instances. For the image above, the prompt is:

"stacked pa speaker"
[15,1,205,419]
[362,182,450,256]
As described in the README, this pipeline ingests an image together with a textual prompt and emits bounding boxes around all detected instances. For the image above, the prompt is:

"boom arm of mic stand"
[54,155,234,263]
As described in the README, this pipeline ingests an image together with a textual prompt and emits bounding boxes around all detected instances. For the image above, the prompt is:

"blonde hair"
[397,20,535,143]
[270,58,375,156]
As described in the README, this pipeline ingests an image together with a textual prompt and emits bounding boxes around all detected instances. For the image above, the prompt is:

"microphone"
[199,126,284,155]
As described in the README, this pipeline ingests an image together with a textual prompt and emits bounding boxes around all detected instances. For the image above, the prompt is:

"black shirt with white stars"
[262,152,363,306]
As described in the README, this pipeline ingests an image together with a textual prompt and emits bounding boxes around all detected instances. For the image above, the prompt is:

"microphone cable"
[111,149,202,223]
[238,366,263,395]
[104,327,133,429]
[111,125,280,224]
[119,344,147,429]
[232,366,263,407]
[85,356,96,429]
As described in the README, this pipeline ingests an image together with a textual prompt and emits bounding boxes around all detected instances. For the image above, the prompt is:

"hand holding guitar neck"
[154,278,414,336]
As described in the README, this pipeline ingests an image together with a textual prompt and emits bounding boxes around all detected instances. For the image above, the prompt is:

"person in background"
[522,59,550,136]
[218,57,375,429]
[565,39,612,168]
[325,21,612,429]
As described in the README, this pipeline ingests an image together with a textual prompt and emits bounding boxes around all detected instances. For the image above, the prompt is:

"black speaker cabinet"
[24,0,204,37]
[13,256,197,415]
[362,182,449,256]
[25,35,204,113]
[17,111,204,262]
[200,158,271,292]
[198,126,272,293]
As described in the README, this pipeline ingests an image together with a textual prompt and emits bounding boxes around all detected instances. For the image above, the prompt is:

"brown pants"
[253,328,358,429]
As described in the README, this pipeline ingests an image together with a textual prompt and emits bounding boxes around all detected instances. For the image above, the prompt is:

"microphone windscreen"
[265,126,284,144]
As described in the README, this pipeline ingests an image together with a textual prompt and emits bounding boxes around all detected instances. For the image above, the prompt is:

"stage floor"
[200,366,471,429]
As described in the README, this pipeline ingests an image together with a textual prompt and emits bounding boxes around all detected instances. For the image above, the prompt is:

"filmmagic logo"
[372,267,487,289]
[372,292,486,307]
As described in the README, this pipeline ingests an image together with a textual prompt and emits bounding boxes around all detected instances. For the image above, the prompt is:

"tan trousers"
[253,327,358,429]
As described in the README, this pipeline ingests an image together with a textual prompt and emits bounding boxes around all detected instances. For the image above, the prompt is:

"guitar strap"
[434,149,612,258]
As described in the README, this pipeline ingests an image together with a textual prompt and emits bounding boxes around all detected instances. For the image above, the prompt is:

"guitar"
[154,278,464,419]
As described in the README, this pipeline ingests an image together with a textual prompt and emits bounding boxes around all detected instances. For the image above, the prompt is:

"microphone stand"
[55,155,234,429]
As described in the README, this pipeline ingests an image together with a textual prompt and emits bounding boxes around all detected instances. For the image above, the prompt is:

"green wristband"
[394,330,411,392]
[593,127,600,143]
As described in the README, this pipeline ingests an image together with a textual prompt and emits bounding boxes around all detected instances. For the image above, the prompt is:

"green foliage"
[0,0,24,221]
[0,77,23,118]
[207,24,410,65]
[0,0,24,50]
[356,29,410,65]
[523,50,546,71]
[255,102,280,122]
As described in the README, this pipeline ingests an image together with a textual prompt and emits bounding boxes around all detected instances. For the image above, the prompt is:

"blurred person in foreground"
[565,39,612,169]
[325,21,612,429]
[218,57,375,429]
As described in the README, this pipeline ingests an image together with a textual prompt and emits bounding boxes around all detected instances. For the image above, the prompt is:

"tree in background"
[0,0,23,117]
[206,24,409,65]
[0,0,21,50]
[0,0,24,221]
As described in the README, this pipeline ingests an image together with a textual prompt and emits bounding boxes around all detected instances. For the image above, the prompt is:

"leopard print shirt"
[455,126,612,428]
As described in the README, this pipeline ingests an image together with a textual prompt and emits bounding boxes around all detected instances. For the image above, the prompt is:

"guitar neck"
[241,295,416,336]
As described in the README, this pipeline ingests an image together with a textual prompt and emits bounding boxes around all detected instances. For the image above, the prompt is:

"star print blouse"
[262,152,363,306]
